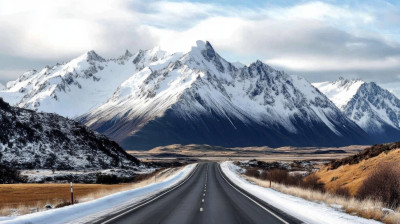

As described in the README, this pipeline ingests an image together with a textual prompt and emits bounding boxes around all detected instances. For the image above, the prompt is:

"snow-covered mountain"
[0,98,140,169]
[313,78,400,142]
[1,41,372,150]
[78,41,368,149]
[0,48,181,118]
[0,82,4,90]
[313,77,364,110]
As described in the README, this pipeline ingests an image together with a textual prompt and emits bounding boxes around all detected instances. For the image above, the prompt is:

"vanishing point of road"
[95,162,301,224]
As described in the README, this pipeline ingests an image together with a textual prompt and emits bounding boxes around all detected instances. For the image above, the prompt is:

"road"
[96,162,301,224]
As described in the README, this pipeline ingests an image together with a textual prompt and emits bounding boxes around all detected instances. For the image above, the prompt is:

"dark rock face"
[0,98,140,169]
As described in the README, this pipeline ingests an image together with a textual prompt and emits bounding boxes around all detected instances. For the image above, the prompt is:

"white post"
[70,182,74,205]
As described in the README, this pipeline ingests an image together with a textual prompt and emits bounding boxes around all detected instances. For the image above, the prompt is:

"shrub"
[268,169,288,184]
[96,173,135,184]
[300,173,325,192]
[335,187,350,197]
[357,162,400,208]
[243,167,324,192]
[284,173,303,186]
[55,200,79,208]
[0,164,25,183]
[245,168,260,178]
[260,171,269,180]
[96,174,119,184]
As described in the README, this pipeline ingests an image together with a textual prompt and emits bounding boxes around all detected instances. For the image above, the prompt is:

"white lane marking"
[217,165,290,224]
[199,165,208,213]
[101,164,200,224]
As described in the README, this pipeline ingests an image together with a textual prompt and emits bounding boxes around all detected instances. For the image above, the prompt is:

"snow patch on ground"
[220,161,381,224]
[0,164,196,224]
[21,167,155,183]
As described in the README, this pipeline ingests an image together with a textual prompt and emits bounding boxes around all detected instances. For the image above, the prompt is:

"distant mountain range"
[1,41,398,150]
[313,78,400,143]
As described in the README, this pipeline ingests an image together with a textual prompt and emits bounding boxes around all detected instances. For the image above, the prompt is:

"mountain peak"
[124,50,133,57]
[254,60,264,66]
[203,41,216,60]
[249,60,274,71]
[186,40,226,73]
[117,50,133,61]
[332,76,363,87]
[85,50,105,62]
[190,40,216,61]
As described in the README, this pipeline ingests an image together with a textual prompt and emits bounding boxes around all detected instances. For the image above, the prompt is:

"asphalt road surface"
[97,162,301,224]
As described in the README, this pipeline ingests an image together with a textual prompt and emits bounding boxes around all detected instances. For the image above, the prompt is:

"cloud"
[1,0,400,87]
[0,0,155,60]
[144,1,400,86]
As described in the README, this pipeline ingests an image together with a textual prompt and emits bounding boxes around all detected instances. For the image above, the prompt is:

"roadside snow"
[220,161,381,224]
[0,164,196,224]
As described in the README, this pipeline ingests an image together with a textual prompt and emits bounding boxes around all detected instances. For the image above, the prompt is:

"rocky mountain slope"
[314,78,400,143]
[0,48,181,118]
[79,41,368,149]
[0,98,140,169]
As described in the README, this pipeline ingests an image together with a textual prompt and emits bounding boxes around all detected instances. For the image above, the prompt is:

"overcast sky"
[1,0,400,95]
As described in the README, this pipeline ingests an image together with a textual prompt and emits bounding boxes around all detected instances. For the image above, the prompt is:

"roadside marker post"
[71,182,74,205]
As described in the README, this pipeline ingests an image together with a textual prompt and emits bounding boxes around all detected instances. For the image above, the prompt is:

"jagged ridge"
[314,78,400,143]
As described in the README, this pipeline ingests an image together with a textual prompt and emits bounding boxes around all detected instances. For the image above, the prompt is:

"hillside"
[0,98,140,170]
[315,142,400,195]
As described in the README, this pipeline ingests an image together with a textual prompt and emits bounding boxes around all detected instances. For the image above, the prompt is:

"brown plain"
[0,183,129,209]
[0,167,183,216]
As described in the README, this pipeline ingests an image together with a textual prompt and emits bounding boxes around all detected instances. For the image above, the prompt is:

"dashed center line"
[200,164,209,212]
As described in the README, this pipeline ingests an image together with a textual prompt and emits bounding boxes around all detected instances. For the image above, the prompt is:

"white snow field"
[220,161,381,224]
[312,78,364,110]
[0,164,196,224]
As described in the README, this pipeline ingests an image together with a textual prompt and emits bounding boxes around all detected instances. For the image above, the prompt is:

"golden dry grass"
[0,167,182,216]
[315,148,400,196]
[244,175,400,224]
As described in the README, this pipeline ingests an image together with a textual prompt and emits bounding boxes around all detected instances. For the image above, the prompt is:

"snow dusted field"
[21,167,155,183]
[220,161,381,224]
[0,164,196,224]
